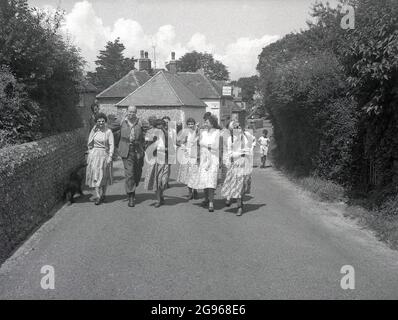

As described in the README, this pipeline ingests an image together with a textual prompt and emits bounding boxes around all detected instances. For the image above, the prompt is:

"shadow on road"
[223,203,267,215]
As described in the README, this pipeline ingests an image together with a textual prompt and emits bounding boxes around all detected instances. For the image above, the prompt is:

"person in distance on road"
[258,129,270,168]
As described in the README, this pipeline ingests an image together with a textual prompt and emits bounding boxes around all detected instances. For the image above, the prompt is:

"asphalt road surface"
[1,157,398,299]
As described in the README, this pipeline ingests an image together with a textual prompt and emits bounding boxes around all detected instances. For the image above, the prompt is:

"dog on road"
[64,164,86,204]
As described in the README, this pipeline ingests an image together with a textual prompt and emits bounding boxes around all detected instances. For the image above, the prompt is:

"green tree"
[0,0,84,136]
[231,75,259,103]
[178,51,229,80]
[87,38,136,91]
[0,66,41,148]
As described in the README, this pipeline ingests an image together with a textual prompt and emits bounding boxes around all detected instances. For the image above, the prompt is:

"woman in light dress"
[176,117,199,200]
[86,113,114,205]
[221,120,254,216]
[192,114,220,212]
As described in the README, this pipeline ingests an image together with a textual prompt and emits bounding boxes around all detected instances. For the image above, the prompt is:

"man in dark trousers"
[118,105,145,207]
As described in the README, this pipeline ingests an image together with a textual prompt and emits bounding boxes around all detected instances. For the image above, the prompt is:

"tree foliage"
[0,0,85,142]
[87,38,136,91]
[231,75,259,103]
[0,66,41,148]
[257,0,398,199]
[178,51,229,80]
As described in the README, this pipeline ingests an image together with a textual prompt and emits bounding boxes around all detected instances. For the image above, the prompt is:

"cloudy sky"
[28,0,336,80]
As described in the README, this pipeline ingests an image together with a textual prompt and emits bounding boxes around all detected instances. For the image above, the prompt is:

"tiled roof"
[210,80,227,96]
[116,70,207,107]
[96,70,151,99]
[176,72,221,99]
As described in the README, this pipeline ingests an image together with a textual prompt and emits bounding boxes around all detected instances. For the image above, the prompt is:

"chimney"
[165,51,178,74]
[138,49,152,72]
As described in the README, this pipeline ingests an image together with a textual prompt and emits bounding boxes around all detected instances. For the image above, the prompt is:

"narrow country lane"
[0,159,397,299]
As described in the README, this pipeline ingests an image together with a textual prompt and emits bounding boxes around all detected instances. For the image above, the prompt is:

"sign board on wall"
[222,86,232,96]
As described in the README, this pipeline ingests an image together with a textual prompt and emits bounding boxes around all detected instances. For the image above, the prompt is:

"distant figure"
[258,129,270,168]
[107,114,121,159]
[88,101,100,130]
[86,113,114,205]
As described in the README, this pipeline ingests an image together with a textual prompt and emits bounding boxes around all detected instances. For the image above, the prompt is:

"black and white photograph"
[0,0,397,304]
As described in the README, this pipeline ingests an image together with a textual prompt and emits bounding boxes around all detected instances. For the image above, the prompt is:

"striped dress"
[221,131,254,199]
[144,128,169,191]
[176,128,199,186]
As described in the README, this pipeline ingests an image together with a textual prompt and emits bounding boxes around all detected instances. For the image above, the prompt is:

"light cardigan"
[87,126,114,158]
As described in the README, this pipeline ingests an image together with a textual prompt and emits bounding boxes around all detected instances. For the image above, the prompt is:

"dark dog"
[64,164,86,204]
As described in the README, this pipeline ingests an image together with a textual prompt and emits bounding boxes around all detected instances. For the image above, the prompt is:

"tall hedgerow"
[0,0,84,144]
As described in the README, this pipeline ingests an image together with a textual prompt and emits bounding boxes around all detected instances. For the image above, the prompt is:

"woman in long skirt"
[86,112,114,205]
[220,121,233,206]
[192,114,220,212]
[144,118,169,207]
[176,117,199,200]
[221,120,254,216]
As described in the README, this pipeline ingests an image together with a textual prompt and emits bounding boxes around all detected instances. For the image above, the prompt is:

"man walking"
[118,105,145,207]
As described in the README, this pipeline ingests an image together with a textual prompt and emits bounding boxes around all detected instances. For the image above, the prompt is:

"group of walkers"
[85,104,270,216]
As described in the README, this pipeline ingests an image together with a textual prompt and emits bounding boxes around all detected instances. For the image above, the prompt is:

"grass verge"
[284,171,398,250]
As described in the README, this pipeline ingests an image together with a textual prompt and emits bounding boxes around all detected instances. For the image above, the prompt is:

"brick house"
[116,70,207,124]
[77,79,98,128]
[96,50,152,115]
[165,53,240,127]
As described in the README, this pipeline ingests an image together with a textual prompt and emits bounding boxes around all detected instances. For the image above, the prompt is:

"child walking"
[258,129,270,168]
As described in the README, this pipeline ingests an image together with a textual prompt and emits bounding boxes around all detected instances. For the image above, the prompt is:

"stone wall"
[0,128,87,263]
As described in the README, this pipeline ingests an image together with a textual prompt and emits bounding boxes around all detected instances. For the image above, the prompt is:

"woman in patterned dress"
[86,113,114,205]
[221,120,254,216]
[220,121,233,206]
[144,118,169,207]
[176,117,199,200]
[193,114,220,212]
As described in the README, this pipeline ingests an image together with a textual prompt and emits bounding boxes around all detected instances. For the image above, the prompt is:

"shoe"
[128,195,135,207]
[225,199,231,207]
[154,202,161,208]
[95,198,101,205]
[208,203,214,212]
[236,207,243,216]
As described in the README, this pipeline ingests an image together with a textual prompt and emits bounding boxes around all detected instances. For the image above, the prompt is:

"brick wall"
[0,128,87,263]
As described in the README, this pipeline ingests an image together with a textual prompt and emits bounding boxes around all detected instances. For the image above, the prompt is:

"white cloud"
[58,0,279,79]
[187,33,216,53]
[219,35,280,80]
